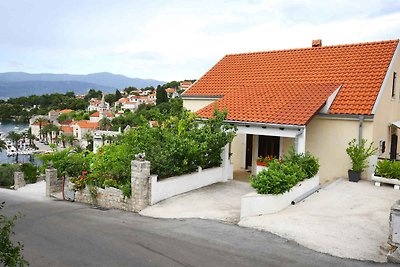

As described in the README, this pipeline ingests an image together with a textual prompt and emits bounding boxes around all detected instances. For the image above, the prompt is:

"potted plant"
[346,138,377,182]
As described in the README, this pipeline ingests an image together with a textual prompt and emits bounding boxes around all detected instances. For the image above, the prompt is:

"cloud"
[0,0,399,81]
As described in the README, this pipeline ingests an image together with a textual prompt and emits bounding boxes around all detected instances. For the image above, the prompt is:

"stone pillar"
[131,160,150,212]
[13,172,26,190]
[388,200,400,263]
[45,168,60,197]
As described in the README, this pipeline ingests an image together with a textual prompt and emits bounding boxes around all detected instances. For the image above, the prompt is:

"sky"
[1,0,400,82]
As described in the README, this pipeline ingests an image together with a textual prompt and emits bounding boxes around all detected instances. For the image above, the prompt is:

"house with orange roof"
[60,125,73,135]
[116,94,150,111]
[59,109,74,114]
[72,120,99,140]
[89,111,114,123]
[180,81,193,91]
[182,39,400,183]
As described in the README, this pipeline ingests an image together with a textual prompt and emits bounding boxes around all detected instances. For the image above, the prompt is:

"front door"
[245,134,253,170]
[390,134,398,160]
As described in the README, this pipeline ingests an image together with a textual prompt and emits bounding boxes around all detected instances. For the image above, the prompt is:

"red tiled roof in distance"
[32,121,49,126]
[61,125,73,133]
[197,83,341,126]
[59,109,73,114]
[74,120,99,129]
[185,40,399,115]
[90,111,114,117]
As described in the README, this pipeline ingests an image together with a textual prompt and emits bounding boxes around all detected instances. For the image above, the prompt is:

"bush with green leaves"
[0,164,19,187]
[38,109,236,196]
[375,160,400,179]
[20,163,38,184]
[346,138,377,173]
[251,149,319,195]
[283,148,320,179]
[0,202,29,266]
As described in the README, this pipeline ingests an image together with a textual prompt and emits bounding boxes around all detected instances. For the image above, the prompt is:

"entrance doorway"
[258,136,280,158]
[245,134,253,170]
[390,134,398,160]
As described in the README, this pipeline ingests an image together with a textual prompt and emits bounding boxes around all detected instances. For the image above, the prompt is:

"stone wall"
[72,182,133,211]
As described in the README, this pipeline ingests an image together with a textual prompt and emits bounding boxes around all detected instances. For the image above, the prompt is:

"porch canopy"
[197,82,341,153]
[391,121,400,128]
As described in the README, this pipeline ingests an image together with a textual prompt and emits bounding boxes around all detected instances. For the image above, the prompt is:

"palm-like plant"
[83,132,93,149]
[7,131,21,151]
[0,139,7,152]
[99,118,112,131]
[34,117,48,140]
[66,134,75,147]
[25,128,36,147]
[59,133,67,148]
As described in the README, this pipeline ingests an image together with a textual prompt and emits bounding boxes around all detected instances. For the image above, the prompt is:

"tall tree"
[34,117,48,140]
[99,118,112,131]
[7,131,21,151]
[156,85,168,105]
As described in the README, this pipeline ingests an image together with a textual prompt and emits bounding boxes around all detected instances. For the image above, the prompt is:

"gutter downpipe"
[359,115,365,147]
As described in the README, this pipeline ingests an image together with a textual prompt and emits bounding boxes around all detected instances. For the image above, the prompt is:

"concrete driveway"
[140,181,253,223]
[239,179,399,262]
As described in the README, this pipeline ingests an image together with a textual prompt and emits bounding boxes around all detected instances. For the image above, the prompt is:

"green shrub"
[375,160,400,179]
[20,163,38,184]
[0,164,18,187]
[283,148,319,179]
[251,150,319,195]
[346,139,377,172]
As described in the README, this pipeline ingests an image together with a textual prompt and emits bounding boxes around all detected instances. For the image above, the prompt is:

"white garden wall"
[240,175,320,218]
[150,145,233,204]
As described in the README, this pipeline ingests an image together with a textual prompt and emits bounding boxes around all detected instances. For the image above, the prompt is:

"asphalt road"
[1,192,395,267]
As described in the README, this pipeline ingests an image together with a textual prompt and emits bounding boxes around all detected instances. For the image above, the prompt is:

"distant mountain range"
[0,72,165,98]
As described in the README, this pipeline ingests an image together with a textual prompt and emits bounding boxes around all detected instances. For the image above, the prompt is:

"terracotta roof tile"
[197,83,340,125]
[61,125,73,133]
[74,120,99,129]
[185,40,399,116]
[90,111,114,117]
[59,109,73,114]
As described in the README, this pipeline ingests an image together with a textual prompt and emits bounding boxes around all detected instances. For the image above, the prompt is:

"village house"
[182,39,400,183]
[116,94,155,111]
[88,96,110,112]
[71,120,99,140]
[179,81,193,91]
[89,111,114,123]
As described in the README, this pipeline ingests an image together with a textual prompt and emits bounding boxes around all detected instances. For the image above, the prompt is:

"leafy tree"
[115,89,122,100]
[156,85,168,105]
[0,202,29,266]
[34,118,48,140]
[7,132,21,151]
[123,86,137,95]
[0,139,6,152]
[99,118,112,131]
[84,89,103,101]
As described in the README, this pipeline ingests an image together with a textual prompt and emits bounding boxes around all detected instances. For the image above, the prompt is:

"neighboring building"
[93,130,121,153]
[30,121,49,138]
[88,95,110,112]
[59,109,74,114]
[165,88,179,98]
[115,94,153,111]
[89,111,114,123]
[60,125,73,135]
[72,120,99,140]
[48,110,60,123]
[182,39,400,183]
[180,81,193,92]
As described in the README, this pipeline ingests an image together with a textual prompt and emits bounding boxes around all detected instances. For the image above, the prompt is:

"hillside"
[0,72,165,98]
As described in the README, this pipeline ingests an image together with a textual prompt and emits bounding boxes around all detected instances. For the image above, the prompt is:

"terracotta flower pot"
[256,161,267,166]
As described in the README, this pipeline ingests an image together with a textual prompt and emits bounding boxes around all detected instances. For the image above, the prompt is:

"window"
[392,72,397,98]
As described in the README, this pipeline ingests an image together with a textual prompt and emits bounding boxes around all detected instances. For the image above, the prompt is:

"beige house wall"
[231,133,246,170]
[281,137,294,157]
[305,117,374,184]
[372,44,400,160]
[183,99,217,112]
